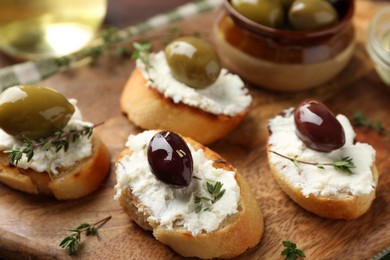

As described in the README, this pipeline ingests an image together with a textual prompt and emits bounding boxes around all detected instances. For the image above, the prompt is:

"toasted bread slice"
[116,135,264,259]
[120,68,249,145]
[0,134,110,200]
[267,149,378,219]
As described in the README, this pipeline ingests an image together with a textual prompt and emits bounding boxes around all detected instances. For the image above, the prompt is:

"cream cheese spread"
[268,108,376,198]
[0,99,93,174]
[114,130,240,236]
[137,51,252,116]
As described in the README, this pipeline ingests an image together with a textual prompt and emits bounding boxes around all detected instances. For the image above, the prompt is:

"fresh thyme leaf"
[281,240,305,260]
[200,196,211,201]
[76,223,90,230]
[282,240,292,248]
[132,41,152,60]
[269,151,356,174]
[374,121,384,133]
[60,232,81,255]
[352,110,389,136]
[163,27,183,45]
[206,182,214,194]
[5,124,100,166]
[195,204,203,213]
[194,196,202,204]
[353,111,371,127]
[118,46,132,58]
[86,226,98,237]
[60,216,111,255]
[293,155,299,167]
[332,156,355,173]
[194,181,226,213]
[215,189,225,201]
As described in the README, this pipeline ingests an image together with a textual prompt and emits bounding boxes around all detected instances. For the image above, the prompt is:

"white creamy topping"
[0,99,93,174]
[268,108,376,197]
[137,51,252,116]
[114,130,240,236]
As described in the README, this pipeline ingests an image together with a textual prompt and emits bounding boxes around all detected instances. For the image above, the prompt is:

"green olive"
[165,37,221,89]
[231,0,284,28]
[288,0,339,30]
[0,85,75,139]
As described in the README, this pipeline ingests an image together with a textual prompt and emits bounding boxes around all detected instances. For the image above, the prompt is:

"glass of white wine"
[367,6,390,86]
[0,0,107,60]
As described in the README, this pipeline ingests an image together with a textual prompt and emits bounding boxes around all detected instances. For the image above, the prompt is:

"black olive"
[147,131,193,187]
[294,99,345,152]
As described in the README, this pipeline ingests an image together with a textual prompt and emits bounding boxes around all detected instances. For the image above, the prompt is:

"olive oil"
[0,0,106,60]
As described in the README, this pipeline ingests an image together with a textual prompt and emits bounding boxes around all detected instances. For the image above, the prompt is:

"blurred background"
[106,0,193,27]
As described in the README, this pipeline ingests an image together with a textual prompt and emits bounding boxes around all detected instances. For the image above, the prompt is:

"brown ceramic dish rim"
[224,0,355,39]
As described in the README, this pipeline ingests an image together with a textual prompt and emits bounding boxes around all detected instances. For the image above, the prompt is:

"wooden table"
[0,0,389,259]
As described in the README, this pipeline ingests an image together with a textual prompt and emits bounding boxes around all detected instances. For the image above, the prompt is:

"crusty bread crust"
[120,68,249,145]
[116,137,264,259]
[0,134,110,200]
[267,149,378,220]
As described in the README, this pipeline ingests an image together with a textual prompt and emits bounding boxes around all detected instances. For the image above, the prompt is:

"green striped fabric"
[0,0,222,91]
[373,247,390,260]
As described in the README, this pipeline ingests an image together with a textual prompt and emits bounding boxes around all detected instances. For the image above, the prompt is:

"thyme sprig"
[194,181,226,213]
[352,110,390,137]
[131,40,153,69]
[281,241,305,260]
[4,123,101,166]
[59,215,112,255]
[269,150,356,174]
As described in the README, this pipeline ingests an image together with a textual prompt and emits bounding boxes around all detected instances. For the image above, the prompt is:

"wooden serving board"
[0,1,390,259]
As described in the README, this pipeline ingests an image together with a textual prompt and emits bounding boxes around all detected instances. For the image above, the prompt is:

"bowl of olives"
[213,0,355,91]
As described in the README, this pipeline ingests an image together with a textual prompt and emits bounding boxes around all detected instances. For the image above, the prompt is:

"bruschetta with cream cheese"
[120,37,252,145]
[267,99,378,219]
[115,130,263,259]
[0,85,110,200]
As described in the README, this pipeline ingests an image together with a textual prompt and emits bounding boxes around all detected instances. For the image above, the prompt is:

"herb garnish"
[269,150,356,174]
[353,110,390,137]
[281,241,305,260]
[131,41,153,69]
[4,123,99,166]
[59,215,111,255]
[162,27,183,45]
[162,27,202,45]
[194,181,226,213]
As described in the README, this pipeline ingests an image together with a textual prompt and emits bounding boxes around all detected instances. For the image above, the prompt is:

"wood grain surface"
[0,1,390,259]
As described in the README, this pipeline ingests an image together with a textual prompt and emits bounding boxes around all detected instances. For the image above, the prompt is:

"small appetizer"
[0,85,110,200]
[115,130,263,259]
[120,37,252,144]
[267,99,378,219]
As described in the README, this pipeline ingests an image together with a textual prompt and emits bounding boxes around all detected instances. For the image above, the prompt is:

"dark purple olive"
[147,131,193,187]
[294,99,345,152]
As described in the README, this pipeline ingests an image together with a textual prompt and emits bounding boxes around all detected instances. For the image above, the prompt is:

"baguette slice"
[267,149,378,220]
[0,134,110,200]
[116,136,264,259]
[120,68,249,145]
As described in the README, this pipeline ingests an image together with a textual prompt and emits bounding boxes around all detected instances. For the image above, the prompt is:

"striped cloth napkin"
[0,0,222,92]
